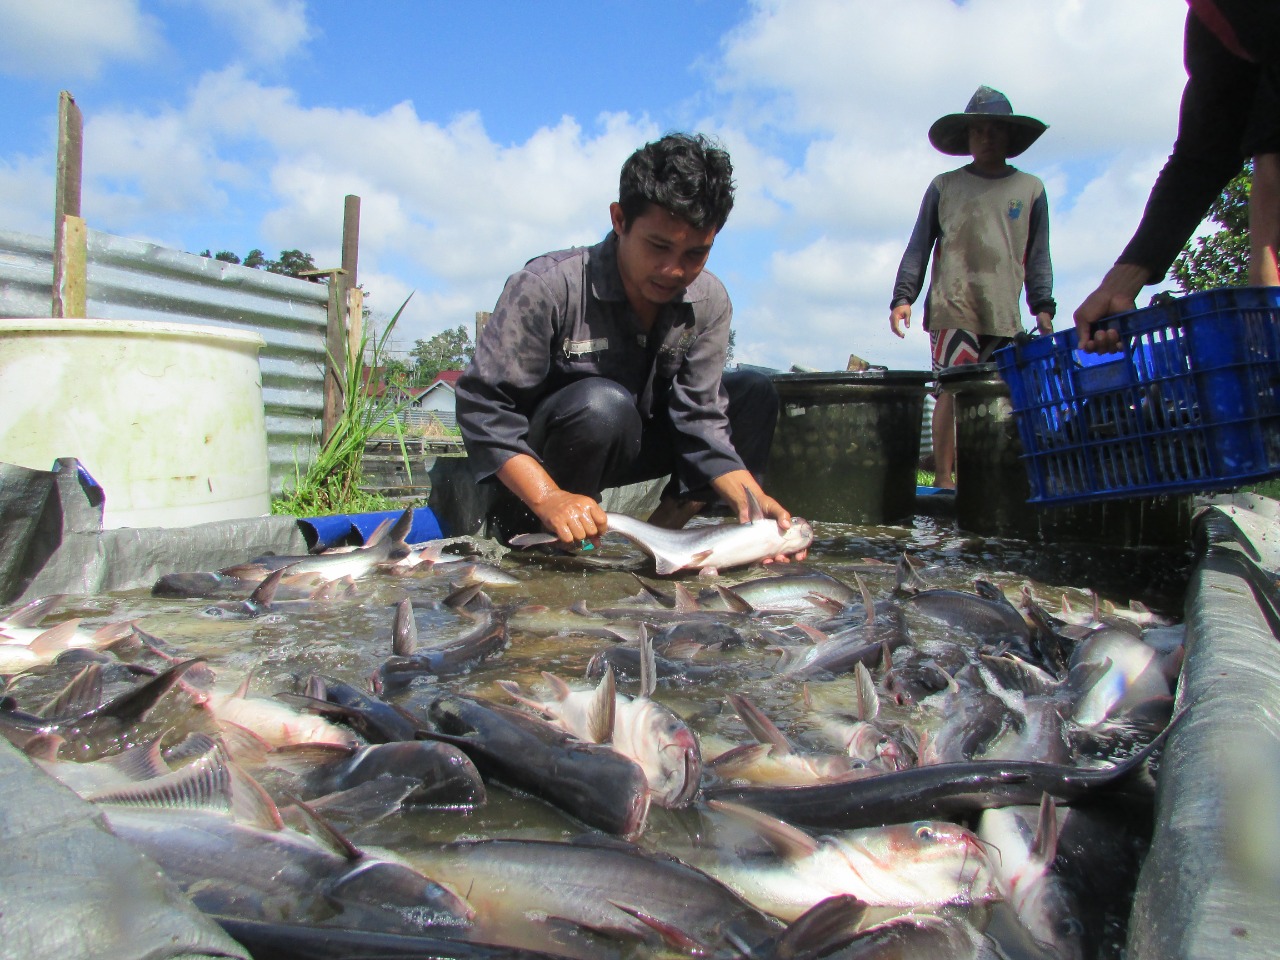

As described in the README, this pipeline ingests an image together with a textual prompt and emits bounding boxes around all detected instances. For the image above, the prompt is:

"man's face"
[968,119,1012,165]
[610,202,718,312]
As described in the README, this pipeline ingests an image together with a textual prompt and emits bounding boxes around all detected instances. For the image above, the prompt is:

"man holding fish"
[456,132,805,562]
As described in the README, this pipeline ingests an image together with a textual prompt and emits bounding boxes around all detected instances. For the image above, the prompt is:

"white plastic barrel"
[0,319,270,529]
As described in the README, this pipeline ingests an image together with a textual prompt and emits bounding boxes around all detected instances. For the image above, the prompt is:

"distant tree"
[198,246,328,282]
[726,329,736,365]
[269,249,319,280]
[379,357,412,385]
[410,325,474,384]
[1172,161,1252,293]
[198,249,241,263]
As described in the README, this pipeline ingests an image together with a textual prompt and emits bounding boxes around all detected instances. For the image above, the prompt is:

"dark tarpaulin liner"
[0,739,250,959]
[1127,494,1280,959]
[0,458,308,605]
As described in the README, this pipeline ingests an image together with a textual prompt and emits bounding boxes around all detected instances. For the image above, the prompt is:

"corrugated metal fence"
[0,228,328,493]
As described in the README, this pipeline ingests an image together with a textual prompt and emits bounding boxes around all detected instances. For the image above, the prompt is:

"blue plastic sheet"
[298,508,443,551]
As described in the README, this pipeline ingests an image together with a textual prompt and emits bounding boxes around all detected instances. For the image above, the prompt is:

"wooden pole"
[341,195,362,360]
[322,269,348,446]
[52,90,86,318]
[341,194,360,289]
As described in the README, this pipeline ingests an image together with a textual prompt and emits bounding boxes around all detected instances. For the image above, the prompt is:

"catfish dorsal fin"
[794,622,829,646]
[852,662,879,721]
[38,662,104,719]
[387,507,414,545]
[392,597,417,656]
[94,658,207,723]
[1030,792,1060,865]
[744,487,764,522]
[248,566,288,607]
[587,666,617,743]
[714,585,754,614]
[3,593,65,628]
[638,626,657,700]
[28,619,82,655]
[233,668,256,701]
[359,517,395,549]
[671,583,700,613]
[707,798,820,859]
[540,671,574,702]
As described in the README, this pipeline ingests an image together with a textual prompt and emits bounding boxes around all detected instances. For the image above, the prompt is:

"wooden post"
[475,311,492,344]
[52,90,86,318]
[341,195,362,360]
[301,267,349,446]
[342,195,360,288]
[347,285,364,360]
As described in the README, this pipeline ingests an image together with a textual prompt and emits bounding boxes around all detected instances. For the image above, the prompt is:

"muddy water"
[7,515,1193,956]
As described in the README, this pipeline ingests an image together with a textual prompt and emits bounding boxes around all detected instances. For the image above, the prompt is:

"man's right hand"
[531,489,608,545]
[890,303,912,338]
[497,453,608,546]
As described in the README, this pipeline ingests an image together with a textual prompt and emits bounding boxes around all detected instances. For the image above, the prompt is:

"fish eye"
[1060,918,1085,937]
[913,822,935,841]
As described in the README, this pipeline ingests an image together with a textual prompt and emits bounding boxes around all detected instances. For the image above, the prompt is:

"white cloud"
[713,0,1191,369]
[0,0,161,78]
[0,156,55,237]
[189,0,315,65]
[9,0,1201,371]
[72,67,658,348]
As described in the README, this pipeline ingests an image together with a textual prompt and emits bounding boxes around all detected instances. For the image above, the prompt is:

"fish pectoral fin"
[729,693,793,752]
[508,532,558,547]
[652,554,687,576]
[771,894,869,960]
[706,799,820,859]
[280,791,360,859]
[282,777,417,829]
[608,901,713,954]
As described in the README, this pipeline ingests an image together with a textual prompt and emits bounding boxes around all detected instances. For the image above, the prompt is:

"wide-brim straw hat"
[928,85,1047,158]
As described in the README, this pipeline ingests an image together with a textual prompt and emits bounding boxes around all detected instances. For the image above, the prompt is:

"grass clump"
[272,295,417,518]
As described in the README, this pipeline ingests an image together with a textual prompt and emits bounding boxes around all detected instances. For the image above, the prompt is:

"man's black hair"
[617,132,735,233]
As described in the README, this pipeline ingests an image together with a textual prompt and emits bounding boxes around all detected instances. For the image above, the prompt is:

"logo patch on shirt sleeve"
[1007,199,1024,220]
[563,337,609,358]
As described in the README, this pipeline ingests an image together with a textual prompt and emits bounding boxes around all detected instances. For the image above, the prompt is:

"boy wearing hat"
[888,86,1056,489]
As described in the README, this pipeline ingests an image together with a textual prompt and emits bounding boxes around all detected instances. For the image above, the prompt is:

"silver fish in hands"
[511,490,812,575]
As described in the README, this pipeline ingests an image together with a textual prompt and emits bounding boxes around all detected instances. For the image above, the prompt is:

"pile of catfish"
[0,507,1184,960]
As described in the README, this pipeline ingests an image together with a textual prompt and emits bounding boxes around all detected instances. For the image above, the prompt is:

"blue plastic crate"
[993,287,1280,504]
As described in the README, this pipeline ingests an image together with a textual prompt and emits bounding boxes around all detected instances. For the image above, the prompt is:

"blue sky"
[1,0,1191,371]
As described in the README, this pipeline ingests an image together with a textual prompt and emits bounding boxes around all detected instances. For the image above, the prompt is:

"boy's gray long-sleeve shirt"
[891,164,1056,334]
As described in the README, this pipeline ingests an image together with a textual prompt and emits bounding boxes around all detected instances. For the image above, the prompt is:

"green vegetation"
[200,247,322,279]
[1172,161,1251,293]
[272,295,417,518]
[409,325,474,385]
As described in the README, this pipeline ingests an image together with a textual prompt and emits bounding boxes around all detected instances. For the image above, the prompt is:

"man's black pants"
[486,370,779,540]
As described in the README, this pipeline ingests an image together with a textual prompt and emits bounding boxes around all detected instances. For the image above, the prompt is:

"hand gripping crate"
[992,287,1280,504]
